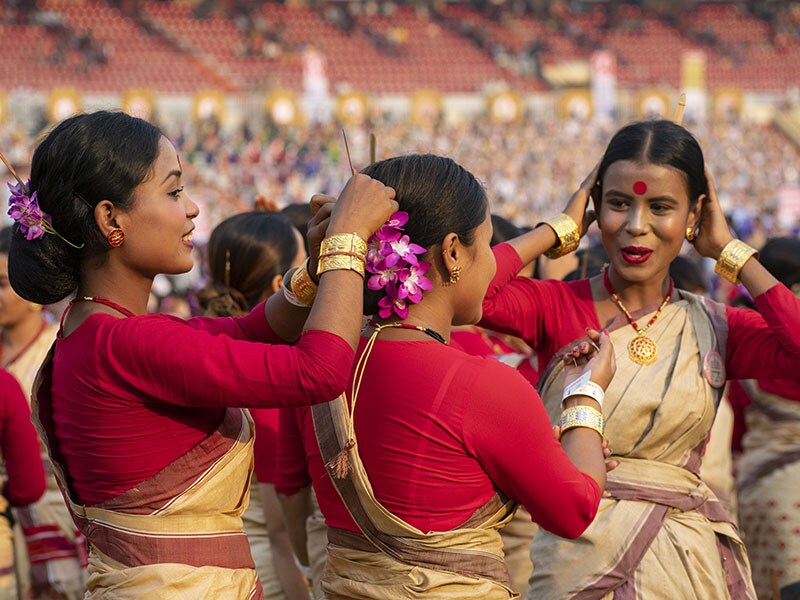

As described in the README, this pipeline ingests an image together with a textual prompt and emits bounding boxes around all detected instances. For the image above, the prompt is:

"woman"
[0,368,46,600]
[731,236,800,599]
[1,226,87,600]
[198,210,311,600]
[1,225,88,599]
[480,120,800,598]
[4,110,397,599]
[282,154,616,599]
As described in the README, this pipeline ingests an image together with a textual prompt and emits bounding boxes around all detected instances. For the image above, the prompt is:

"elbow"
[7,483,46,507]
[542,496,599,540]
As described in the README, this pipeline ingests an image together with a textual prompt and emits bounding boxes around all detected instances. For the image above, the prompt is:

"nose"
[183,193,200,220]
[625,203,649,236]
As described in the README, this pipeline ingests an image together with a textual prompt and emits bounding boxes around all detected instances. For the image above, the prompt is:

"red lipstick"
[621,246,652,264]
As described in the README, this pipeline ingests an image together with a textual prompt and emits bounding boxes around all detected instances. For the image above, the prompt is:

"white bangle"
[562,371,605,409]
[282,269,308,308]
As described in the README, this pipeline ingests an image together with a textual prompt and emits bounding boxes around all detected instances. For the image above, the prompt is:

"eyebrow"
[604,189,679,203]
[161,170,182,185]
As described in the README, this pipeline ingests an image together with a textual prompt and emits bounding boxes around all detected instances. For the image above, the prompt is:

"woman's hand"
[563,163,600,239]
[328,174,398,241]
[562,328,615,391]
[690,167,734,260]
[306,194,335,283]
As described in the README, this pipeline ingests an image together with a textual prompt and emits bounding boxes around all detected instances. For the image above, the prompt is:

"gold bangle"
[558,405,604,440]
[714,239,758,285]
[318,254,366,278]
[540,213,580,259]
[320,233,368,258]
[290,259,318,307]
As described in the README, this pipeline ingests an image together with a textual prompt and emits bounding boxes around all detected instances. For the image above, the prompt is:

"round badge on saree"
[703,350,726,388]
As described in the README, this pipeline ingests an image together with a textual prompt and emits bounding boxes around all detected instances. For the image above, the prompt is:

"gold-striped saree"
[312,396,519,599]
[528,292,756,600]
[737,380,800,599]
[32,345,263,600]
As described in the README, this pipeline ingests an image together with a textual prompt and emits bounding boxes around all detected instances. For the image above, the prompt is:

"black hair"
[360,154,488,315]
[597,120,707,209]
[563,244,610,282]
[0,227,10,254]
[669,255,708,294]
[490,214,524,246]
[280,203,312,254]
[8,111,163,304]
[198,211,299,316]
[759,237,800,289]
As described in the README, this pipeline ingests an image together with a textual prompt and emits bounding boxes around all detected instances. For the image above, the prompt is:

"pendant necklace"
[602,268,673,366]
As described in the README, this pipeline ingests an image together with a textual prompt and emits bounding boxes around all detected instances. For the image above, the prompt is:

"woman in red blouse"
[4,110,397,598]
[281,154,616,599]
[0,368,46,597]
[479,120,799,598]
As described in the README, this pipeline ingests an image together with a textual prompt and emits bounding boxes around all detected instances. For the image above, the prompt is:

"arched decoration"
[265,90,304,126]
[336,91,368,126]
[48,88,82,122]
[122,89,155,121]
[192,90,225,123]
[487,91,523,124]
[559,88,593,120]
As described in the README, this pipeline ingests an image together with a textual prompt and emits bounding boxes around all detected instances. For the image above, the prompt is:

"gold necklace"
[602,269,674,365]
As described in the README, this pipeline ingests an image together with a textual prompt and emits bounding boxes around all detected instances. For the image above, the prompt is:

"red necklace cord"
[602,269,674,333]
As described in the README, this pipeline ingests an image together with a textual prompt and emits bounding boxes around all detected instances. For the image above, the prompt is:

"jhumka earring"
[446,265,462,285]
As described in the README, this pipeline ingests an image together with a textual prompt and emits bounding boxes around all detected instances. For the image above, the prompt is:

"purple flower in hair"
[7,181,51,241]
[396,261,433,303]
[365,210,432,321]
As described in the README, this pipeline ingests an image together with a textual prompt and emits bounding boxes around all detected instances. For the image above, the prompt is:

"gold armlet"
[540,213,580,259]
[317,253,366,278]
[320,233,368,257]
[290,259,319,306]
[714,239,758,284]
[558,405,604,440]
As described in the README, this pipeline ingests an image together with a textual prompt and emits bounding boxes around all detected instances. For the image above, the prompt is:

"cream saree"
[0,479,15,600]
[32,344,262,599]
[737,380,800,599]
[529,292,755,599]
[312,396,519,599]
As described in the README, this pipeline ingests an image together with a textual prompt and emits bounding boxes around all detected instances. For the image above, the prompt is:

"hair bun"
[196,285,248,317]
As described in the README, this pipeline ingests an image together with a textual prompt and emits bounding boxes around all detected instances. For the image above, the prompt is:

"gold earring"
[685,227,695,241]
[444,265,461,286]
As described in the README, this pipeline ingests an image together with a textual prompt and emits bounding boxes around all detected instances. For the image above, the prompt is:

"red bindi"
[633,180,648,195]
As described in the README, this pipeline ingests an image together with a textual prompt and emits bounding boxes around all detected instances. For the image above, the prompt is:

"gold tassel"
[327,439,355,479]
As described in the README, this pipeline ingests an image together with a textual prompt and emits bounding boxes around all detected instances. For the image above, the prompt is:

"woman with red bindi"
[481,120,800,599]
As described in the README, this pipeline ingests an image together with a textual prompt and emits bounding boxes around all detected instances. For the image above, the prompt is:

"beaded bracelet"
[290,259,319,306]
[539,213,580,259]
[558,405,604,440]
[715,239,758,285]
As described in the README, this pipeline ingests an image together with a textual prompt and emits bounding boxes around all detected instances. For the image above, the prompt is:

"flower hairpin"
[366,211,432,319]
[6,179,84,249]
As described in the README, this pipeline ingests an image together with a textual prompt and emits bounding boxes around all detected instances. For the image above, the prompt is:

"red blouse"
[52,303,354,506]
[481,243,800,383]
[251,408,279,484]
[1,369,46,506]
[277,338,601,540]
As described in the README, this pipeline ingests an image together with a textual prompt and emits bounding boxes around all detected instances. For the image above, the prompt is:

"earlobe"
[271,274,283,294]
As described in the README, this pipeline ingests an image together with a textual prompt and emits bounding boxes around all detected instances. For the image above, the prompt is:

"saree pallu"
[500,506,537,597]
[529,293,756,600]
[737,380,800,599]
[305,491,328,599]
[312,396,519,599]
[32,345,262,600]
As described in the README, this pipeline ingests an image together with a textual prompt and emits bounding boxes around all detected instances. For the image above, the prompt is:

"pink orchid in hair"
[7,181,51,241]
[396,261,433,303]
[366,210,432,320]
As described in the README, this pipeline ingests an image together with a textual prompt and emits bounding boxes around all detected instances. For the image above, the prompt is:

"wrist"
[715,239,758,284]
[563,395,601,411]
